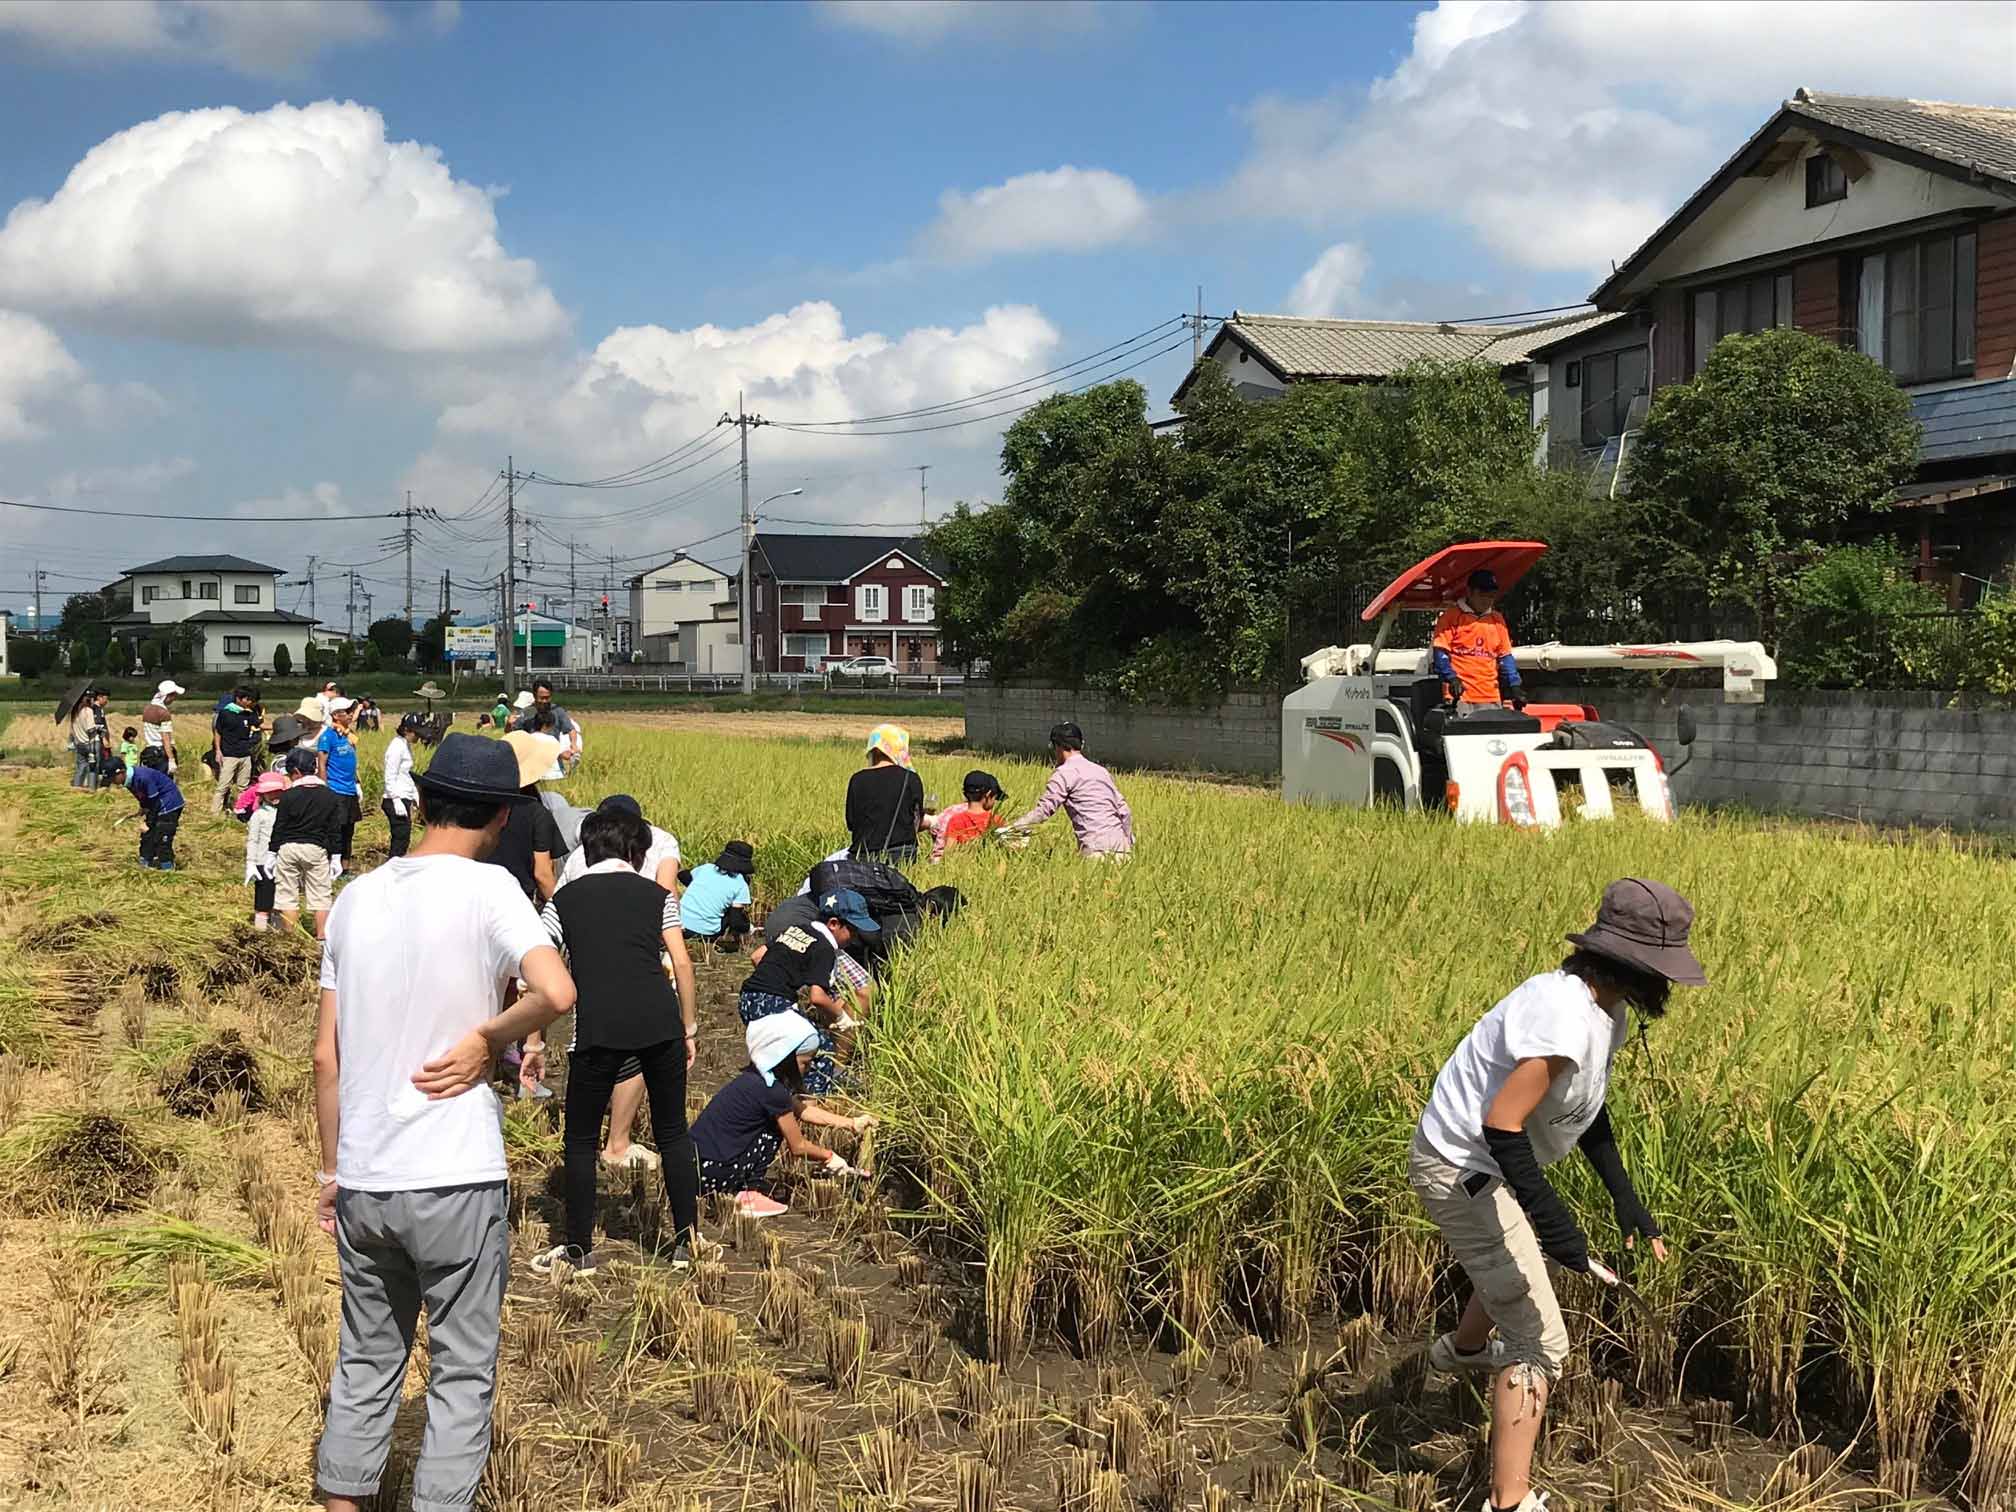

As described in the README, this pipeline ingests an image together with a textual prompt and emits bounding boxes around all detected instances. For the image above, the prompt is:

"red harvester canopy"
[1359,540,1549,622]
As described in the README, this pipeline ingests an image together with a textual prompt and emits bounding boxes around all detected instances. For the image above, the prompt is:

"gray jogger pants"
[316,1181,509,1512]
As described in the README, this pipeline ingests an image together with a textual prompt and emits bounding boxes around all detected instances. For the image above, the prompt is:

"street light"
[741,488,805,691]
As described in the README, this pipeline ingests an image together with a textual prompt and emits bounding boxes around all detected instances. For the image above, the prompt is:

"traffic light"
[600,595,609,610]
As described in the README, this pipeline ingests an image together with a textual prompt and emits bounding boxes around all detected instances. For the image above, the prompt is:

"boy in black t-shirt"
[531,806,700,1276]
[736,887,879,1095]
[693,1010,873,1218]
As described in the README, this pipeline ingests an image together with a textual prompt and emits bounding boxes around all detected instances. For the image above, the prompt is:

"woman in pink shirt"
[1004,723,1134,856]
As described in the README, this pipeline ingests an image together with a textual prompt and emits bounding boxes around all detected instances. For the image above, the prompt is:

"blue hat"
[817,887,880,935]
[414,732,533,804]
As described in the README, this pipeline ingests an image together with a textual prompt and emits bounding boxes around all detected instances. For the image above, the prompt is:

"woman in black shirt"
[845,723,926,861]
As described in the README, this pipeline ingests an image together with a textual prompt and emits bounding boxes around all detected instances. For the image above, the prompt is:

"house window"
[223,635,252,658]
[141,585,161,603]
[181,579,192,598]
[1806,154,1848,208]
[233,584,260,605]
[784,633,828,661]
[1579,345,1651,447]
[1564,361,1581,389]
[1853,228,1976,383]
[655,581,682,592]
[858,584,885,621]
[197,581,219,600]
[1689,270,1795,374]
[906,586,930,622]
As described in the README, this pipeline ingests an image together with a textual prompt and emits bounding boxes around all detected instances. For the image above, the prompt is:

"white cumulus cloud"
[1284,243,1372,318]
[1217,0,2016,277]
[922,166,1152,262]
[818,1,1114,44]
[0,0,399,76]
[0,101,567,356]
[0,309,83,441]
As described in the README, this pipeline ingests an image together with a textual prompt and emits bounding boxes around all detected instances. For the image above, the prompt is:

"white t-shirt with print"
[1417,970,1625,1178]
[319,853,551,1192]
[555,824,679,891]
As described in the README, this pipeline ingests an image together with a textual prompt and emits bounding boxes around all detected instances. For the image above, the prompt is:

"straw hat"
[414,682,446,700]
[294,696,325,721]
[500,731,563,787]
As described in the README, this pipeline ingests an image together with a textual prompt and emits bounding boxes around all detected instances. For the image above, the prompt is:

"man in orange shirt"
[1432,569,1526,710]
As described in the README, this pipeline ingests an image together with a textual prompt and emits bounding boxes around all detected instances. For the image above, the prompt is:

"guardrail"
[535,671,966,695]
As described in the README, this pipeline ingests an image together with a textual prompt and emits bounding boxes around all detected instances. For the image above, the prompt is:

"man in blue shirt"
[128,748,186,870]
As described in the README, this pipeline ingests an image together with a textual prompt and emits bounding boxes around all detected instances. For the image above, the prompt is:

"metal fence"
[535,671,966,695]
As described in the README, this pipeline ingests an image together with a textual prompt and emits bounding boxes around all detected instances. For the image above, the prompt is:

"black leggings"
[333,792,360,863]
[381,798,412,858]
[564,1040,698,1253]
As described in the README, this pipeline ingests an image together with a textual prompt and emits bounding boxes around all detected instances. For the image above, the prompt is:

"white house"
[110,554,317,673]
[628,552,733,653]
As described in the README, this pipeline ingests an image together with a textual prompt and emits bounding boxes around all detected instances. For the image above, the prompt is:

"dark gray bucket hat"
[1566,878,1707,987]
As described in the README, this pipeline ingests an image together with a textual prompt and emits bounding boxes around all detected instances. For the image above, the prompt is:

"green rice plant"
[78,1216,275,1290]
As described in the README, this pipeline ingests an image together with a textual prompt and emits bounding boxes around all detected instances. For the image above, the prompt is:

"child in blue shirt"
[315,699,361,878]
[679,840,755,949]
[128,748,186,871]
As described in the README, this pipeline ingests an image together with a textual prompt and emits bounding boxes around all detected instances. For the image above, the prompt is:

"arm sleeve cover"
[1578,1105,1660,1241]
[1432,647,1458,683]
[1496,653,1522,688]
[1482,1123,1591,1272]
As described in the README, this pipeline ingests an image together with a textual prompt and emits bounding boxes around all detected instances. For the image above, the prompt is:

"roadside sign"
[445,626,493,661]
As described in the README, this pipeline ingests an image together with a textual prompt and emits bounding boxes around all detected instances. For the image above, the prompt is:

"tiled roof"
[1220,313,1529,381]
[1913,377,2016,466]
[753,532,944,583]
[123,554,282,576]
[1790,90,2016,189]
[185,609,318,625]
[1475,310,1633,363]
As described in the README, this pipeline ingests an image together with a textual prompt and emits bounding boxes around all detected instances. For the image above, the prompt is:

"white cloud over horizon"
[1284,243,1372,318]
[921,166,1154,262]
[818,0,1115,45]
[0,0,412,76]
[0,101,568,357]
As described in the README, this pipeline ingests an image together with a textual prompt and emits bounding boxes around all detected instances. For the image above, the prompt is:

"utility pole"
[32,564,45,638]
[345,571,358,643]
[401,490,416,627]
[303,555,318,625]
[503,456,517,700]
[1194,285,1204,367]
[718,393,768,694]
[914,465,930,526]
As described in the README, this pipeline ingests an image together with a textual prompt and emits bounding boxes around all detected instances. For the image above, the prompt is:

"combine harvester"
[1283,541,1777,828]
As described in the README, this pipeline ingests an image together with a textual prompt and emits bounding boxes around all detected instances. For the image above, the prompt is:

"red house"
[747,532,947,674]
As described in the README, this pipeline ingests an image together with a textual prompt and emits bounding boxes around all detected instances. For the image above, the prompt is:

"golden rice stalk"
[1222,1333,1263,1389]
[757,1266,809,1340]
[955,1358,1002,1423]
[1283,1476,1325,1512]
[775,1459,816,1512]
[1591,1377,1624,1459]
[823,1312,870,1395]
[692,1256,727,1305]
[956,1454,998,1512]
[1962,1321,2016,1512]
[855,1425,917,1501]
[695,1307,739,1367]
[1102,1396,1145,1474]
[904,1318,941,1380]
[547,1339,596,1408]
[881,1378,938,1444]
[1389,1471,1438,1512]
[480,1393,534,1512]
[691,1367,729,1426]
[1335,1314,1377,1377]
[515,1308,557,1366]
[591,1426,640,1504]
[1200,1481,1230,1512]
[1690,1397,1732,1450]
[981,1400,1034,1469]
[1247,1459,1286,1506]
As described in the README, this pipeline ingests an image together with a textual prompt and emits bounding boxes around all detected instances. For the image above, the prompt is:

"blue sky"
[1,0,2010,624]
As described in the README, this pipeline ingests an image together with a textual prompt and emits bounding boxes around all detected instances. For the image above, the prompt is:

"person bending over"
[736,888,879,1095]
[1002,723,1132,858]
[1409,879,1703,1512]
[680,841,754,949]
[692,1012,872,1219]
[128,747,185,871]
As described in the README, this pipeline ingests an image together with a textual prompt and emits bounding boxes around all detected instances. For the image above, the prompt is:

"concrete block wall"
[966,682,2016,830]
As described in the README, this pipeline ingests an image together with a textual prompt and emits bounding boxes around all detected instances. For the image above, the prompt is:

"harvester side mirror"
[1668,707,1698,778]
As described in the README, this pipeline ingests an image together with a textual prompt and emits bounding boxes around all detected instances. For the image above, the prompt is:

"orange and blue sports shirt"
[1431,604,1521,704]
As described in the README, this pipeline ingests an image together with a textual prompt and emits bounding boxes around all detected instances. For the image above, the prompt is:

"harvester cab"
[1282,541,1775,828]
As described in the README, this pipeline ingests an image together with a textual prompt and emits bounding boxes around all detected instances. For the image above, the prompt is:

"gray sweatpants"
[317,1182,509,1512]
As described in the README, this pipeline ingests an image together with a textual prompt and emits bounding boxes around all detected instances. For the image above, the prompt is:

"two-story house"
[747,532,946,675]
[627,552,733,662]
[1569,89,2016,590]
[108,553,317,673]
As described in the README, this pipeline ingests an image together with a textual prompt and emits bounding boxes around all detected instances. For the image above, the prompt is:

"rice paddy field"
[0,704,2011,1511]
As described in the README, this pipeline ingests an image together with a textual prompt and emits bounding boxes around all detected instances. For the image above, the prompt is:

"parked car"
[828,655,897,686]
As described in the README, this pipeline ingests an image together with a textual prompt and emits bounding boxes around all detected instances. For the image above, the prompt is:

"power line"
[0,497,397,522]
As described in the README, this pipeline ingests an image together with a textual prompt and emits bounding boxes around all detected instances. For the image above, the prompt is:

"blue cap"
[817,887,880,935]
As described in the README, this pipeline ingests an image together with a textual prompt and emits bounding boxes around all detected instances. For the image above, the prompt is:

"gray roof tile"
[1218,308,1616,384]
[1790,90,2016,188]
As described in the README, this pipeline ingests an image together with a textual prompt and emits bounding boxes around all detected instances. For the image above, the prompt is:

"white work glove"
[831,1010,859,1034]
[823,1152,860,1178]
[851,1114,877,1134]
[167,759,177,775]
[254,861,277,881]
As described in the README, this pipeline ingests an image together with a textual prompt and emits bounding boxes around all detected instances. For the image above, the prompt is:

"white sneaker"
[530,1244,598,1278]
[1478,1493,1547,1512]
[1431,1332,1507,1374]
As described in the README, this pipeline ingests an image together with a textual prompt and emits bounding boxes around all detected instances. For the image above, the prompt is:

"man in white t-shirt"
[1406,879,1705,1512]
[546,792,679,1172]
[312,733,576,1512]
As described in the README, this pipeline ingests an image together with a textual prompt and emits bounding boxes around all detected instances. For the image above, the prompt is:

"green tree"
[56,589,118,643]
[1627,327,1920,641]
[367,616,414,660]
[302,641,325,679]
[414,615,449,671]
[270,640,292,677]
[335,638,355,675]
[67,638,89,674]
